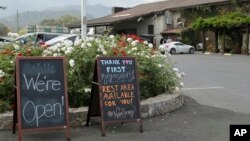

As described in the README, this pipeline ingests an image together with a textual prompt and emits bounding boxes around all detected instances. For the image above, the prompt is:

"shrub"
[0,35,183,112]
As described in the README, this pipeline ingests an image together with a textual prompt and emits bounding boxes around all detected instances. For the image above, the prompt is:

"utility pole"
[16,10,20,32]
[81,0,87,40]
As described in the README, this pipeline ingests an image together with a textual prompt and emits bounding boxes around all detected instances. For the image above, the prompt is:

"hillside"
[0,5,111,31]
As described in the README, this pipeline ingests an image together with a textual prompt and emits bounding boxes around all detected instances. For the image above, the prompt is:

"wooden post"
[223,28,225,54]
[202,28,206,53]
[246,24,249,55]
[215,30,219,53]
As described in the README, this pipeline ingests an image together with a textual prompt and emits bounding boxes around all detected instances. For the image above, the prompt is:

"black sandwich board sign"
[14,56,70,141]
[86,56,143,136]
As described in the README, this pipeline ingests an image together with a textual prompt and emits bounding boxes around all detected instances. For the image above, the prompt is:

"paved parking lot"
[170,53,250,114]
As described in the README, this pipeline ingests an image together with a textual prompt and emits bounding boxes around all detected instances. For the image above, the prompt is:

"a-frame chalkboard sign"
[86,56,143,136]
[14,56,70,141]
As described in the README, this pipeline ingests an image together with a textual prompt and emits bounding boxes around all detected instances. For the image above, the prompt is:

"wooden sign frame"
[87,56,143,136]
[14,56,70,141]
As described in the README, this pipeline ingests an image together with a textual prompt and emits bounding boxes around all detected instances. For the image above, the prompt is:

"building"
[86,0,250,52]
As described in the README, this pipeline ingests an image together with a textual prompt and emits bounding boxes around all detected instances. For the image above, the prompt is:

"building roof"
[87,0,230,26]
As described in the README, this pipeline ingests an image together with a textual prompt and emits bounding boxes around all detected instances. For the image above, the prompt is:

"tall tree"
[39,15,80,26]
[0,23,9,36]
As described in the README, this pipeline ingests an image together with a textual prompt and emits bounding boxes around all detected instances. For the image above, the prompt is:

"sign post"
[87,57,143,136]
[15,56,70,141]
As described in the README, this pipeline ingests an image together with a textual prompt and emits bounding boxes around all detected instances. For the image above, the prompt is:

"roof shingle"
[88,0,230,26]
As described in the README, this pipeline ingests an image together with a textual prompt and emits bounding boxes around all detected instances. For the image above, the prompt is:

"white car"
[44,34,80,47]
[159,41,195,54]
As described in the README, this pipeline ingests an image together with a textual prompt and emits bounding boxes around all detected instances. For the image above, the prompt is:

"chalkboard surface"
[97,57,141,122]
[16,57,68,130]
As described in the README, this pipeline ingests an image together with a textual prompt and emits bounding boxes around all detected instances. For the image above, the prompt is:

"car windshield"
[45,34,78,45]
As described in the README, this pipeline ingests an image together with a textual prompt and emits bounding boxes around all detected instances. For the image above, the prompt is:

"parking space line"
[182,87,224,90]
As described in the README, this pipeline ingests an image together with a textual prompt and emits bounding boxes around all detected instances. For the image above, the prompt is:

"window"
[148,25,154,34]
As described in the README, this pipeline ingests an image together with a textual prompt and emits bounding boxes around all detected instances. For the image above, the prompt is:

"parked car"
[196,43,203,50]
[0,37,12,46]
[44,34,80,47]
[13,32,63,45]
[158,41,195,54]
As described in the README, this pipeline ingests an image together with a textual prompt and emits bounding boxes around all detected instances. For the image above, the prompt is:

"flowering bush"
[0,34,184,112]
[0,44,44,112]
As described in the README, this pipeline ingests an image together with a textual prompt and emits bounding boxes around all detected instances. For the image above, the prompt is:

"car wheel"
[170,48,176,54]
[189,48,195,54]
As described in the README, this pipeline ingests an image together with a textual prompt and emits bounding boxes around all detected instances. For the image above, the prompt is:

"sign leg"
[140,120,144,133]
[101,121,106,137]
[18,131,22,141]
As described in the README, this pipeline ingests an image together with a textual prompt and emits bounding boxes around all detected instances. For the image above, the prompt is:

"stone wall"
[0,92,183,130]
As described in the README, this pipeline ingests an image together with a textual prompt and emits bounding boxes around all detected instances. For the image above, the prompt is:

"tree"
[0,23,9,36]
[39,15,80,26]
[192,12,250,53]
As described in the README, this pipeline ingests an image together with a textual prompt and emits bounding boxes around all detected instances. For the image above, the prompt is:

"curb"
[0,92,184,129]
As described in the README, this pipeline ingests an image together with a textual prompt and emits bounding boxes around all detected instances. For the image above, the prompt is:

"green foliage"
[0,23,9,36]
[18,28,27,36]
[180,28,201,46]
[192,12,250,31]
[39,15,80,26]
[0,35,183,112]
[0,44,44,112]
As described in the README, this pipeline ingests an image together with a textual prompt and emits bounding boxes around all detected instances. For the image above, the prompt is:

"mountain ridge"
[0,5,112,31]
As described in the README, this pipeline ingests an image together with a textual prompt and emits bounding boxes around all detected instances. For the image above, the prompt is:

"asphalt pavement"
[1,52,250,141]
[170,53,250,114]
[1,96,250,141]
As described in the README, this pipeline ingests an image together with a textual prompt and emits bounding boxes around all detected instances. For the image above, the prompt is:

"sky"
[0,0,164,17]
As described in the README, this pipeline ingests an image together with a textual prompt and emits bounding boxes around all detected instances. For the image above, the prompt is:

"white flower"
[74,38,82,46]
[87,42,92,47]
[69,59,75,67]
[56,42,62,48]
[180,82,184,87]
[176,73,182,79]
[158,64,163,68]
[65,47,74,55]
[143,41,148,45]
[102,50,107,55]
[131,41,137,46]
[61,47,66,51]
[127,38,132,42]
[0,70,5,78]
[81,43,87,48]
[148,43,153,48]
[84,88,91,93]
[175,87,180,92]
[131,47,138,51]
[109,35,115,39]
[53,53,58,57]
[13,44,19,50]
[10,61,13,64]
[181,72,186,77]
[173,68,179,72]
[65,40,73,47]
[49,46,59,52]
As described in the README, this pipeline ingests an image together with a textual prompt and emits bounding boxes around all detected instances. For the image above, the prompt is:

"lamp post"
[81,0,87,40]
